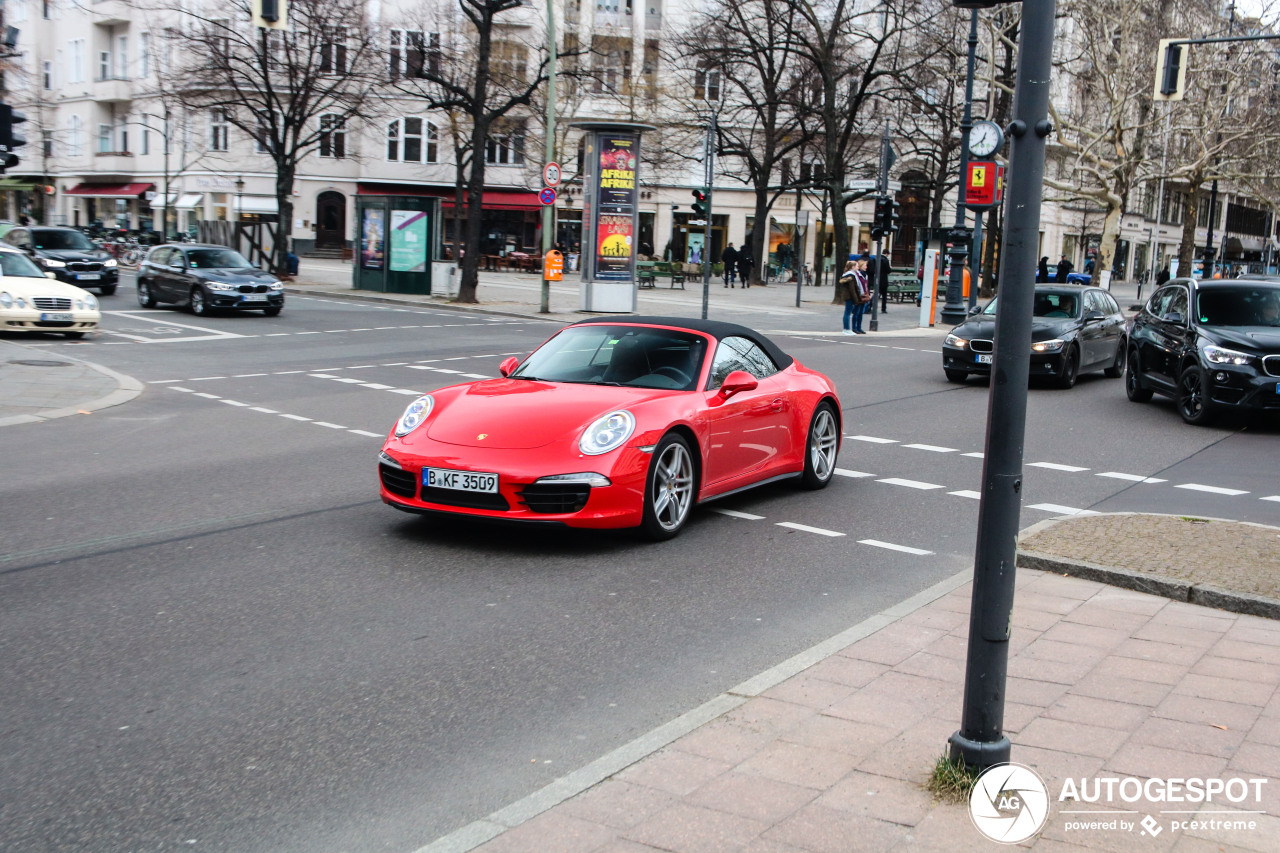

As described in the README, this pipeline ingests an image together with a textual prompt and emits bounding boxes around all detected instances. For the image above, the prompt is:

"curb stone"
[286,285,568,324]
[0,342,144,427]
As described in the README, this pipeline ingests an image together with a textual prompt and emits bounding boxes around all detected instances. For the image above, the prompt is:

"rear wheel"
[190,286,210,316]
[1103,341,1126,378]
[1054,344,1080,389]
[137,281,157,308]
[640,433,695,541]
[801,402,839,489]
[945,369,968,384]
[1177,365,1216,426]
[1125,348,1153,402]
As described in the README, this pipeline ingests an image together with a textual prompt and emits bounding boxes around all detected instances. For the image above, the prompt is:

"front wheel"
[1054,344,1080,389]
[640,433,696,541]
[99,285,117,296]
[190,286,210,316]
[263,306,282,317]
[1177,365,1216,426]
[1125,348,1153,402]
[945,369,968,384]
[1103,341,1126,378]
[137,281,157,308]
[801,402,839,489]
[64,331,86,339]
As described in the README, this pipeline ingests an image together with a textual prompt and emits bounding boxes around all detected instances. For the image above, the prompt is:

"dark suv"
[1,226,119,295]
[1126,278,1280,424]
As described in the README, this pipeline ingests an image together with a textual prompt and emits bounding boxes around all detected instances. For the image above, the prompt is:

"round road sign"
[543,162,562,187]
[539,187,557,205]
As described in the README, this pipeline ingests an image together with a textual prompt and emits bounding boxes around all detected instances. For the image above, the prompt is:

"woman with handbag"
[837,260,859,335]
[850,257,871,334]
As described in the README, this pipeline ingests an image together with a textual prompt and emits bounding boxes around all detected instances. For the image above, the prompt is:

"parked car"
[136,244,285,316]
[1126,278,1280,424]
[379,317,842,540]
[0,226,119,295]
[0,244,100,338]
[942,285,1127,388]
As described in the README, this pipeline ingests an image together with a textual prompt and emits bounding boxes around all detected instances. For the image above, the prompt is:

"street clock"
[968,121,1004,158]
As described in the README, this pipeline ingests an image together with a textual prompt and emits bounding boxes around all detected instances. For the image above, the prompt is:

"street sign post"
[543,161,562,187]
[539,187,557,206]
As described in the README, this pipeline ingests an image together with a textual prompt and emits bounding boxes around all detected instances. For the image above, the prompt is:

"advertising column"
[579,125,647,312]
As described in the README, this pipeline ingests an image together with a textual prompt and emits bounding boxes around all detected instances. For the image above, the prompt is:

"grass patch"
[927,755,979,804]
[1179,516,1211,524]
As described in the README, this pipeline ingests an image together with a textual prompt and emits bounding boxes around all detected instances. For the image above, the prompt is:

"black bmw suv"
[1126,278,1280,424]
[1,226,119,295]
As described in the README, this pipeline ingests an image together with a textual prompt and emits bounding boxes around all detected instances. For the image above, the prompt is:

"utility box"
[353,196,441,294]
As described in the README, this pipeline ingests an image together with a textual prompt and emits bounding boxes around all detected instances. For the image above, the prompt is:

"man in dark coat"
[721,243,739,287]
[737,245,753,288]
[873,254,892,311]
[1156,264,1171,286]
[1055,255,1073,283]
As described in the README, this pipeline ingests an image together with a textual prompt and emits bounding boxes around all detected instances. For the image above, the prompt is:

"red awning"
[65,182,156,198]
[356,183,542,211]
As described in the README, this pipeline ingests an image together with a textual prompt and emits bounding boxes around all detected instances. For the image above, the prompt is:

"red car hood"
[424,378,672,449]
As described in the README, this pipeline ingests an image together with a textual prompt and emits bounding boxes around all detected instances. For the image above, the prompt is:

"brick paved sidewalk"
[421,546,1280,853]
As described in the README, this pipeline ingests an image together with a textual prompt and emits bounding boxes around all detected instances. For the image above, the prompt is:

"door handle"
[771,398,785,412]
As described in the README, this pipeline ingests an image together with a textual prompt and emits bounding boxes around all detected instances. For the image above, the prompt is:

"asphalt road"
[2,285,1277,852]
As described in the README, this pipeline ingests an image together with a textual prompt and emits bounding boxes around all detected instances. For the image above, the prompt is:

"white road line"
[866,344,889,348]
[360,383,394,390]
[349,429,383,438]
[711,508,766,520]
[323,330,349,334]
[902,443,956,453]
[1176,483,1250,496]
[461,373,490,379]
[445,356,469,361]
[776,522,845,537]
[1029,462,1090,472]
[877,477,944,490]
[313,421,347,430]
[834,468,875,478]
[962,452,984,458]
[1097,472,1168,484]
[858,539,933,555]
[189,376,226,381]
[233,373,268,378]
[249,407,279,414]
[1262,496,1280,503]
[170,386,195,393]
[295,331,321,335]
[193,392,221,400]
[280,414,311,422]
[848,435,897,444]
[390,389,421,395]
[1028,503,1100,516]
[264,333,291,337]
[949,490,981,500]
[274,370,305,375]
[220,400,250,407]
[149,379,181,384]
[892,346,916,351]
[348,365,375,369]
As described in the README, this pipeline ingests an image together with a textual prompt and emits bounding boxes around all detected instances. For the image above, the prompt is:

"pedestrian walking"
[836,260,858,334]
[1055,255,1073,283]
[721,243,738,287]
[1037,256,1050,283]
[873,253,892,312]
[737,245,753,288]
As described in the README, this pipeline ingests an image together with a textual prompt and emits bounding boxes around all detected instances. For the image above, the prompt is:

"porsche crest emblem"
[477,433,487,440]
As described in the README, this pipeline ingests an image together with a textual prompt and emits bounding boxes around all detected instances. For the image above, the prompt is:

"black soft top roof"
[569,315,795,370]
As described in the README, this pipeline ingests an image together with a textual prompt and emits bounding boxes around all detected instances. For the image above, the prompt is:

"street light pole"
[946,0,1057,772]
[939,9,980,326]
[540,0,557,314]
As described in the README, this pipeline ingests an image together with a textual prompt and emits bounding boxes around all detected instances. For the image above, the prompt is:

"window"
[139,33,150,78]
[486,123,524,165]
[389,29,440,79]
[209,19,231,60]
[99,51,111,81]
[321,28,348,75]
[319,114,345,158]
[42,130,54,158]
[425,121,438,163]
[386,117,437,163]
[68,115,83,156]
[44,0,52,19]
[591,38,628,94]
[209,108,229,151]
[68,39,85,84]
[142,126,150,155]
[98,123,113,154]
[116,36,128,78]
[118,121,128,153]
[255,112,274,154]
[707,336,778,389]
[694,62,720,101]
[42,61,52,89]
[492,40,528,85]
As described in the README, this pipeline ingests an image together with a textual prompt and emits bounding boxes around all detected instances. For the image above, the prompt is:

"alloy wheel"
[651,441,694,533]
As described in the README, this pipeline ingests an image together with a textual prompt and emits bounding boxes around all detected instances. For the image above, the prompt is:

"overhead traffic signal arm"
[0,103,28,172]
[1154,39,1186,100]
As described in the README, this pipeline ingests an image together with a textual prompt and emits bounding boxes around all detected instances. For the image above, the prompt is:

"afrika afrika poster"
[594,135,638,280]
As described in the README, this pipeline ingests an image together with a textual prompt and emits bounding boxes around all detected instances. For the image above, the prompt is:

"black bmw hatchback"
[136,244,284,316]
[1126,278,1280,424]
[942,285,1127,388]
[1,226,119,294]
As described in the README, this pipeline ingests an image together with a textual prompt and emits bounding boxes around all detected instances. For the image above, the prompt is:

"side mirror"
[498,356,520,377]
[718,370,759,399]
[1083,310,1105,323]
[968,305,982,316]
[1162,311,1185,325]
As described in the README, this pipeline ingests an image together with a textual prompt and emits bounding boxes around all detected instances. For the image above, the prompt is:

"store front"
[64,182,155,230]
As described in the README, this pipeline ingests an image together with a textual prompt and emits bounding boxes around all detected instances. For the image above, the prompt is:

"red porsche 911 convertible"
[378,316,842,539]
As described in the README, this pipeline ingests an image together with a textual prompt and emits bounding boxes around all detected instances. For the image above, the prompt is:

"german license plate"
[425,468,499,493]
[77,274,101,281]
[241,293,267,302]
[41,312,74,322]
[976,354,993,364]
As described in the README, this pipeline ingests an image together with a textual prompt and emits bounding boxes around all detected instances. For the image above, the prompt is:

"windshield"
[512,325,707,390]
[186,249,253,269]
[981,292,1080,318]
[0,252,48,278]
[1197,285,1280,327]
[32,229,97,251]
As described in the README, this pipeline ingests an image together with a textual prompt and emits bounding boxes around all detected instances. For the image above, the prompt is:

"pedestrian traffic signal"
[0,104,28,172]
[1154,39,1186,101]
[691,188,709,220]
[871,196,899,239]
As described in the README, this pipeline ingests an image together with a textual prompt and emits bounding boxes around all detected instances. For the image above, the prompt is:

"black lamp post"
[235,176,245,253]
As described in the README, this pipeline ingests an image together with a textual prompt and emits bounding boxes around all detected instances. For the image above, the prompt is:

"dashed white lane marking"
[902,443,956,453]
[962,452,984,459]
[711,508,766,520]
[313,421,347,430]
[350,429,384,438]
[776,522,845,537]
[190,376,226,381]
[461,373,490,379]
[390,389,421,395]
[1097,472,1168,484]
[858,539,933,555]
[361,383,394,390]
[280,414,311,422]
[1028,503,1100,516]
[877,477,943,490]
[1176,483,1249,496]
[849,435,897,444]
[949,490,982,500]
[1029,462,1090,472]
[835,468,875,478]
[249,406,278,414]
[193,392,220,400]
[220,399,250,407]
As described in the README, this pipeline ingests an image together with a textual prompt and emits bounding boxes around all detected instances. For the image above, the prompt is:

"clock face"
[969,122,1002,157]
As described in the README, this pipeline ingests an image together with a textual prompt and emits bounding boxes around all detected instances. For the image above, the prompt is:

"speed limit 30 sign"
[543,162,562,187]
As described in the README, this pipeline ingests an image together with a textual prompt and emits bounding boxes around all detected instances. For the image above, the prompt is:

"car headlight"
[269,281,284,291]
[104,258,118,268]
[394,395,435,437]
[1031,338,1066,353]
[41,258,67,268]
[579,410,636,455]
[74,294,98,311]
[0,292,11,308]
[535,472,612,487]
[205,282,237,292]
[1203,344,1254,366]
[944,333,968,348]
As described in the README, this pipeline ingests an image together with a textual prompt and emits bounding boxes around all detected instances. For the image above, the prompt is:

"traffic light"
[0,104,28,172]
[871,196,899,239]
[690,188,709,220]
[1154,39,1187,101]
[252,0,288,29]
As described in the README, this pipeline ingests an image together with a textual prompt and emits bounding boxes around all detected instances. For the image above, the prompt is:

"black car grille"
[67,262,103,273]
[33,297,72,310]
[970,339,994,354]
[239,284,270,294]
[420,486,510,511]
[1264,355,1280,378]
[379,463,417,498]
[518,484,591,514]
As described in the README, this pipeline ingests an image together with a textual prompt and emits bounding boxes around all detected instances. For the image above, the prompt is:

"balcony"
[93,151,136,174]
[594,4,633,31]
[91,0,132,26]
[94,76,134,103]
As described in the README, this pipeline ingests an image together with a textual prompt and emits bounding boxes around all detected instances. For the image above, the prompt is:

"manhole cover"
[9,359,73,367]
